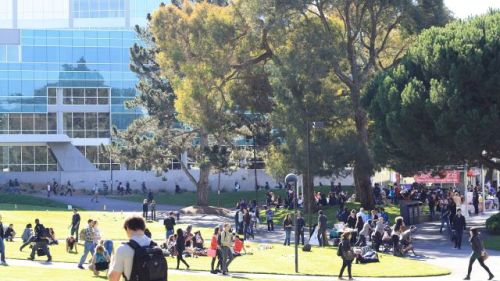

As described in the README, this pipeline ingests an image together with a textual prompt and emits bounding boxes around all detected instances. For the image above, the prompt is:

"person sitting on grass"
[89,244,110,276]
[4,224,15,242]
[233,235,246,256]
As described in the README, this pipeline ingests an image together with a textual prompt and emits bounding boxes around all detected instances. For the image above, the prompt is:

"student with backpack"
[108,216,167,281]
[20,219,44,251]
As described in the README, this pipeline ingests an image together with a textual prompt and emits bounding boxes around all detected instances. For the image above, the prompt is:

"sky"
[444,0,500,19]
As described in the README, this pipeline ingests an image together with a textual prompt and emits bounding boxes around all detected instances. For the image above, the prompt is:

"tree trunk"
[196,130,210,206]
[352,86,375,210]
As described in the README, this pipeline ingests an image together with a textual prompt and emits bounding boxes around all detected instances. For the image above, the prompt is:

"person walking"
[175,229,190,270]
[453,208,466,249]
[283,214,293,246]
[265,206,274,231]
[142,199,149,220]
[219,223,233,275]
[297,212,305,246]
[70,208,81,242]
[464,228,494,280]
[78,219,95,269]
[210,227,221,274]
[150,200,157,221]
[163,212,176,239]
[0,214,7,265]
[91,184,99,203]
[317,210,328,247]
[338,231,354,280]
[46,183,51,198]
[439,197,451,236]
[472,187,479,215]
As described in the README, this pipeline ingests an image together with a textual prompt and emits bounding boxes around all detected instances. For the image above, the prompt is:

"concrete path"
[35,193,182,212]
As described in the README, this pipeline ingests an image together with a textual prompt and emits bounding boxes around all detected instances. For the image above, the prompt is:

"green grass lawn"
[484,235,500,251]
[1,266,314,281]
[110,186,351,209]
[0,193,69,211]
[0,210,449,277]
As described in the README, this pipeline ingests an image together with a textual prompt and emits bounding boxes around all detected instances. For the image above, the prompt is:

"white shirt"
[109,235,152,280]
[47,185,51,191]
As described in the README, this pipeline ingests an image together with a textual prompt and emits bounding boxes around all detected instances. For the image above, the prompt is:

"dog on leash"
[66,236,77,253]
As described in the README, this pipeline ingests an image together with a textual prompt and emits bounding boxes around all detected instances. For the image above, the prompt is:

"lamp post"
[481,150,487,212]
[285,173,299,273]
[253,135,258,204]
[306,121,325,228]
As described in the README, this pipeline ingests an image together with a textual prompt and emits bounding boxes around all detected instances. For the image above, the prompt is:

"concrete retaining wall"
[0,168,355,192]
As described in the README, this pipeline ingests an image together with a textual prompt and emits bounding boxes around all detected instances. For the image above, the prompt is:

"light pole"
[253,135,258,204]
[285,173,299,273]
[306,121,324,229]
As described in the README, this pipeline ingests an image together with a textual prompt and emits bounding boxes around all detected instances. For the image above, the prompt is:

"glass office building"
[0,0,165,172]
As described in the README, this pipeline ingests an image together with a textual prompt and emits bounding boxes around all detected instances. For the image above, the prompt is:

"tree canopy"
[366,11,500,175]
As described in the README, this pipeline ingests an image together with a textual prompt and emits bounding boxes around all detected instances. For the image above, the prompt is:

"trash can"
[400,201,423,225]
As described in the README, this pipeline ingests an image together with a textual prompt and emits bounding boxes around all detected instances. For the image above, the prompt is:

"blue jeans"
[440,216,450,236]
[79,241,95,266]
[166,229,174,239]
[284,229,291,245]
[0,237,5,262]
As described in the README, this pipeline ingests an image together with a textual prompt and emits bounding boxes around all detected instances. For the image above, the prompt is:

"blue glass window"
[0,46,5,62]
[47,46,59,62]
[33,46,47,63]
[6,45,19,62]
[22,46,35,62]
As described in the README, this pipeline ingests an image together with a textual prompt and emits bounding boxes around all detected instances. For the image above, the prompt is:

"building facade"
[0,0,165,174]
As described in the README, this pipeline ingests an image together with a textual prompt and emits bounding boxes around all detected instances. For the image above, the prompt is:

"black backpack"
[126,240,168,281]
[302,244,311,252]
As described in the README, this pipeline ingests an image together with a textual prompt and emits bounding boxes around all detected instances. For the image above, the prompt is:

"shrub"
[486,212,500,235]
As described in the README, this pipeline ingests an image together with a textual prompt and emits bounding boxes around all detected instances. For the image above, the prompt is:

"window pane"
[98,88,109,104]
[0,114,7,132]
[63,112,72,134]
[48,148,57,164]
[9,146,21,164]
[9,114,21,133]
[35,146,47,164]
[22,146,34,165]
[86,146,98,163]
[85,88,97,104]
[34,114,47,132]
[63,88,72,104]
[98,113,109,130]
[48,113,57,133]
[6,45,19,62]
[21,114,34,134]
[48,88,57,104]
[73,88,84,105]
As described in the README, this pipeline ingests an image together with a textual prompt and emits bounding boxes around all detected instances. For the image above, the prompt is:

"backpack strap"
[127,239,141,250]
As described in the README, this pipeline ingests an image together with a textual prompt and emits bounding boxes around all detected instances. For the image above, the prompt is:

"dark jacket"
[72,213,81,227]
[297,217,305,232]
[318,214,327,230]
[453,215,466,231]
[470,235,484,255]
[339,238,353,260]
[0,222,4,238]
[176,235,186,253]
[347,216,356,229]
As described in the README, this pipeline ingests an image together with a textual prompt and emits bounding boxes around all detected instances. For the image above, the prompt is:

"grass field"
[0,210,449,277]
[1,266,316,281]
[0,193,69,211]
[484,235,500,251]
